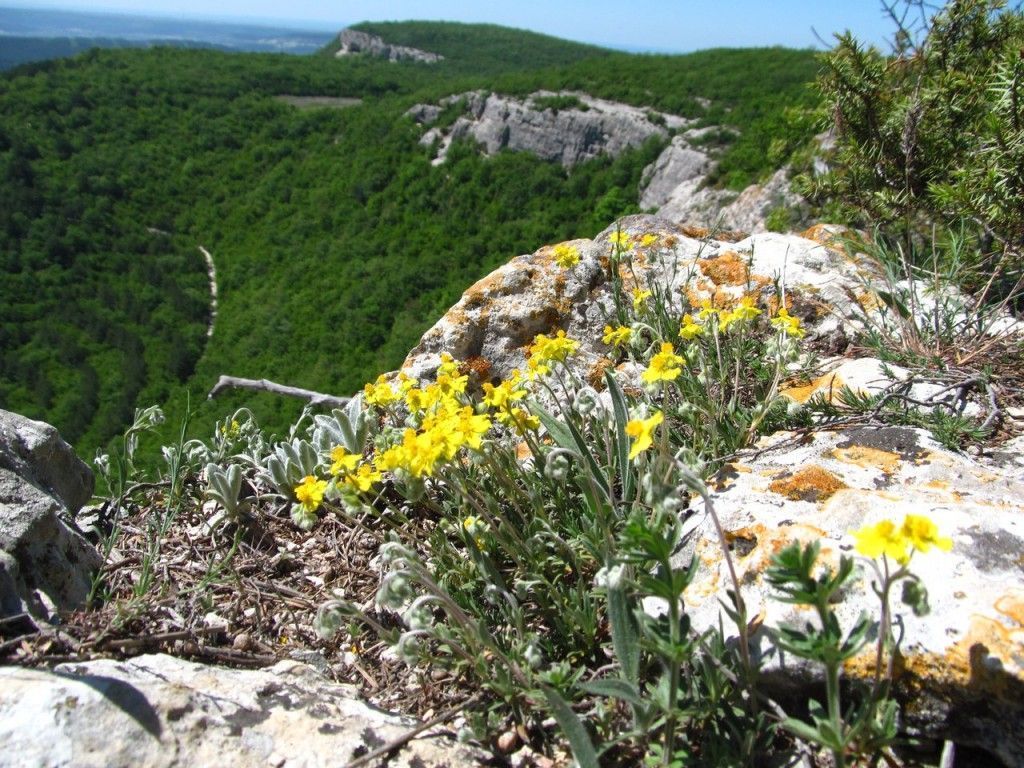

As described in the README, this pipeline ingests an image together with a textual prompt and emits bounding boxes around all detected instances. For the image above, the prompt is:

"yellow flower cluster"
[632,287,652,312]
[642,342,685,385]
[609,231,632,248]
[553,243,581,269]
[526,330,579,378]
[364,372,416,408]
[603,324,632,347]
[678,313,703,340]
[852,514,953,564]
[482,371,539,435]
[770,307,806,338]
[718,296,762,333]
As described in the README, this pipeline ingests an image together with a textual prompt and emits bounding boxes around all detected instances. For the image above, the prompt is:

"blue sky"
[5,1,903,52]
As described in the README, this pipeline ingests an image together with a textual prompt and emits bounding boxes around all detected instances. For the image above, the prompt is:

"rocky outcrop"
[0,654,485,768]
[0,410,100,621]
[402,214,874,385]
[397,213,1022,764]
[334,29,443,63]
[640,138,808,233]
[407,90,691,167]
[671,426,1024,767]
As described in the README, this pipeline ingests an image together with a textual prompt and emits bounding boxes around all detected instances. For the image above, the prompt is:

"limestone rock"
[669,426,1024,766]
[402,213,874,385]
[638,129,809,233]
[333,29,443,63]
[0,653,485,768]
[638,136,712,211]
[0,411,100,621]
[407,90,691,168]
[0,409,93,515]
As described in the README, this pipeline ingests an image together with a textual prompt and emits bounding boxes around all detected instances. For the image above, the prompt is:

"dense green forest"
[0,22,820,457]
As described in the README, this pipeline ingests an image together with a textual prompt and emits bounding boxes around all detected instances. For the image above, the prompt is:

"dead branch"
[208,375,350,408]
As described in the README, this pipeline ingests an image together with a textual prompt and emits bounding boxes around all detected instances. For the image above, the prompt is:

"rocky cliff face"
[639,134,809,233]
[334,29,443,63]
[407,90,692,167]
[408,90,807,232]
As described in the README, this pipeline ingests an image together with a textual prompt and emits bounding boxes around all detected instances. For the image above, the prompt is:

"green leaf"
[540,685,600,768]
[578,677,643,705]
[607,577,640,685]
[533,401,610,502]
[781,716,827,746]
[604,368,635,504]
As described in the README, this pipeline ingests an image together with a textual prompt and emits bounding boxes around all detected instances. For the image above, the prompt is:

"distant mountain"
[0,6,335,68]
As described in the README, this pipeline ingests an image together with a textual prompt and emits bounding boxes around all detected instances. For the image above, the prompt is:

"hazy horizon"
[1,1,905,54]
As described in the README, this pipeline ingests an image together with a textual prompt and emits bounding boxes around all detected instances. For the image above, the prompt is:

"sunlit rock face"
[407,90,692,167]
[0,654,486,768]
[334,29,443,63]
[670,426,1024,766]
[402,214,872,385]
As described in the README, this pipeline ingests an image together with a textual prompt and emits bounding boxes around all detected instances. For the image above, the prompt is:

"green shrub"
[811,0,1024,274]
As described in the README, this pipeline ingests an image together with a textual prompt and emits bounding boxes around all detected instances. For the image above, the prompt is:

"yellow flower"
[482,377,526,410]
[901,514,953,554]
[695,299,719,322]
[639,233,658,248]
[396,371,417,393]
[625,410,663,460]
[853,519,910,564]
[641,342,685,384]
[529,330,579,365]
[719,296,762,333]
[632,288,652,312]
[734,295,763,321]
[553,243,581,268]
[603,324,632,347]
[438,352,461,378]
[770,307,806,338]
[329,446,361,476]
[853,515,952,564]
[678,313,704,340]
[496,407,540,435]
[294,475,328,513]
[610,231,632,248]
[364,374,399,407]
[343,463,382,493]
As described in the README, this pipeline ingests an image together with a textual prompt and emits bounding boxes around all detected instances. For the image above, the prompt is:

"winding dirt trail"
[199,245,217,339]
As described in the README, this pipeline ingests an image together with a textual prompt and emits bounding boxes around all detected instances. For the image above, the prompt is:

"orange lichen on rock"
[769,466,849,503]
[847,590,1024,700]
[459,355,492,383]
[780,372,845,404]
[831,444,902,475]
[586,357,614,390]
[699,250,752,286]
[800,223,848,246]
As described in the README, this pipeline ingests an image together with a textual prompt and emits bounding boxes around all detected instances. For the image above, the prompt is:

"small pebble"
[233,633,252,651]
[497,730,519,753]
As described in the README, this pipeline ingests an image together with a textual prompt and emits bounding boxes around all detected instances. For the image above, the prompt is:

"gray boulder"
[0,410,100,620]
[0,409,93,514]
[0,654,485,768]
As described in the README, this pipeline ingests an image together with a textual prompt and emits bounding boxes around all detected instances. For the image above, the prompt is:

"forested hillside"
[0,22,820,456]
